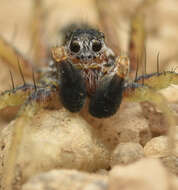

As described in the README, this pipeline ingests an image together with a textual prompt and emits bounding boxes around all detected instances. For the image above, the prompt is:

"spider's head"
[65,28,106,61]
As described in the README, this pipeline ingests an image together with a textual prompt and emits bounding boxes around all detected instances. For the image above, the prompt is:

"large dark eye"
[70,41,80,53]
[92,41,102,52]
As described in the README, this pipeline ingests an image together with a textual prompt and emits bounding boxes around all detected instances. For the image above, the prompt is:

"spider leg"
[51,46,87,112]
[89,56,129,118]
[0,35,33,78]
[30,0,49,67]
[0,84,35,110]
[123,71,178,102]
[134,71,178,90]
[129,8,145,73]
[1,85,60,190]
[89,75,124,118]
[51,46,68,62]
[94,0,121,55]
[0,0,48,85]
[57,60,87,112]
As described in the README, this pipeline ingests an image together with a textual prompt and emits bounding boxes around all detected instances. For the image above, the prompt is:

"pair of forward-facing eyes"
[69,40,102,53]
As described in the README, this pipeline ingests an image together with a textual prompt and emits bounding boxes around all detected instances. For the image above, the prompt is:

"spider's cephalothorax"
[51,28,129,118]
[66,28,105,61]
[64,28,118,95]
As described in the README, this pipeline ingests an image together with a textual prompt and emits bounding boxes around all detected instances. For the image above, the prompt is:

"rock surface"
[109,158,178,190]
[144,135,178,157]
[144,134,178,175]
[81,102,151,148]
[110,142,144,166]
[0,108,110,185]
[22,159,178,190]
[22,170,108,190]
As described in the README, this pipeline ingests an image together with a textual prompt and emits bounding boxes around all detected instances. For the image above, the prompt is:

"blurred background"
[0,0,178,71]
[0,0,178,127]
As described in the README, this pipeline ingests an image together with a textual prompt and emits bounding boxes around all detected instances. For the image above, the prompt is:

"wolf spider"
[0,27,130,119]
[0,1,178,190]
[1,24,178,190]
[1,26,177,120]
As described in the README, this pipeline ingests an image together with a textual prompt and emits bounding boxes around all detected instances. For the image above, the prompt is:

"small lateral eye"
[70,41,80,53]
[92,41,102,52]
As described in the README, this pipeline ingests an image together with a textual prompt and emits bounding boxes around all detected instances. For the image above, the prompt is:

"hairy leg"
[0,84,34,110]
[0,35,33,78]
[89,75,124,118]
[1,85,60,190]
[58,60,87,112]
[89,56,129,118]
[30,0,49,67]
